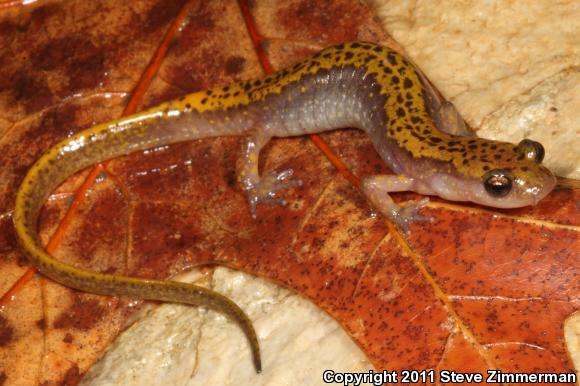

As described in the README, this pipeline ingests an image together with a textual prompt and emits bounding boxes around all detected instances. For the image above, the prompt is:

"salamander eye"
[483,169,513,197]
[517,139,545,163]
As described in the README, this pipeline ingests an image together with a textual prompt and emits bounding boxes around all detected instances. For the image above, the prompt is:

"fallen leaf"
[0,0,578,385]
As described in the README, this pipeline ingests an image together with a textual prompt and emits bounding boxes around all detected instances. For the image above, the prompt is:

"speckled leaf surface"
[0,0,578,385]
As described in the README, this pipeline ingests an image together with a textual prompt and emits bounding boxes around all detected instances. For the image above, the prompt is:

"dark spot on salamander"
[373,46,383,53]
[335,43,345,50]
[396,94,403,104]
[344,52,354,60]
[387,53,397,66]
[350,42,362,48]
[396,107,405,117]
[483,165,490,171]
[410,131,425,141]
[243,83,251,91]
[391,76,400,84]
[493,154,502,160]
[233,91,240,96]
[403,78,413,89]
[364,54,377,63]
[185,103,191,109]
[468,144,478,150]
[410,116,423,124]
[201,98,208,104]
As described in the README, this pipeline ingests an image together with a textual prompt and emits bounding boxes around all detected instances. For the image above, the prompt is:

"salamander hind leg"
[418,69,474,137]
[362,175,432,234]
[238,130,302,218]
[437,101,473,137]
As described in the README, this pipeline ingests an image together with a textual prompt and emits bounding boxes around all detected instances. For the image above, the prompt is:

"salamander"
[13,41,556,373]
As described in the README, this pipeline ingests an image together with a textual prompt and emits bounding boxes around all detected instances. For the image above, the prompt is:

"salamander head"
[429,139,556,208]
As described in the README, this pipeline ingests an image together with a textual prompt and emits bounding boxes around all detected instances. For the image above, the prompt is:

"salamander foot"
[245,169,302,218]
[388,198,432,234]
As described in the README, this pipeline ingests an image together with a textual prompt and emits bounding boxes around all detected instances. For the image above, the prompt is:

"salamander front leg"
[361,175,432,233]
[238,130,302,218]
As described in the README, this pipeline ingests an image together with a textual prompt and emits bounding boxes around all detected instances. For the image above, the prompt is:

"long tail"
[13,91,262,372]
